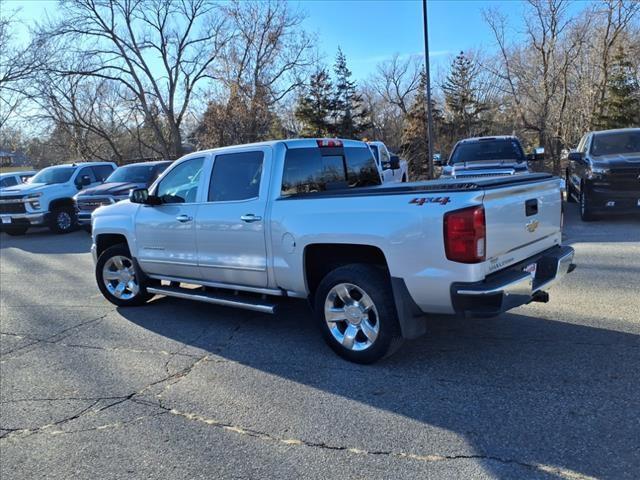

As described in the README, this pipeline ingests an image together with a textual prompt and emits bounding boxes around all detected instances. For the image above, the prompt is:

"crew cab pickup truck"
[0,161,115,235]
[91,138,575,363]
[74,160,171,230]
[367,141,409,183]
[566,128,640,221]
[440,136,534,179]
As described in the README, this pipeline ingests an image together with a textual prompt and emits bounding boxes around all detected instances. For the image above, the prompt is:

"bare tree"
[38,0,231,158]
[370,54,422,115]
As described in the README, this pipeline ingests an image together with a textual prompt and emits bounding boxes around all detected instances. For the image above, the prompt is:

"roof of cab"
[457,135,520,144]
[181,138,368,157]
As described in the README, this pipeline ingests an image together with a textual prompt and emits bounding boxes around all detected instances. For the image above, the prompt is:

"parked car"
[566,128,640,221]
[74,160,172,230]
[90,138,575,363]
[367,141,409,183]
[0,162,116,235]
[439,136,534,178]
[0,170,36,188]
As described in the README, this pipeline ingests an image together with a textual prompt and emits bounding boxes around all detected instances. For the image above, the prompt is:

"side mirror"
[567,151,583,162]
[389,155,401,170]
[130,188,161,205]
[433,154,443,167]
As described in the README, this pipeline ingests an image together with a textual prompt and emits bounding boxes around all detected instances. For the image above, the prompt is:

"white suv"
[0,162,115,235]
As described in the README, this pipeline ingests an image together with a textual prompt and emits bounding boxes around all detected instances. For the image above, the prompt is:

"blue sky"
[5,0,587,80]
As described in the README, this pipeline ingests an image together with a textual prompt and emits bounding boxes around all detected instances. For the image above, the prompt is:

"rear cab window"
[281,145,381,196]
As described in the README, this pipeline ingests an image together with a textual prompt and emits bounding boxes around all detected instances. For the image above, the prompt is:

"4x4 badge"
[410,197,451,206]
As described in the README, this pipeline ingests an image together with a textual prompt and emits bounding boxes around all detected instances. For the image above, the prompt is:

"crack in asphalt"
[0,311,115,358]
[157,405,597,480]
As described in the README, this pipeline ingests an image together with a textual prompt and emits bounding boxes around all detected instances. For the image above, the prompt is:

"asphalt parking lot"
[1,204,639,480]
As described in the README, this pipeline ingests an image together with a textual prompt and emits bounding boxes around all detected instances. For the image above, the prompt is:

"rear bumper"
[451,245,575,317]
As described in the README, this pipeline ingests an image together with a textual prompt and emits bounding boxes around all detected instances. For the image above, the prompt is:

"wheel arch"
[49,197,75,211]
[95,233,130,258]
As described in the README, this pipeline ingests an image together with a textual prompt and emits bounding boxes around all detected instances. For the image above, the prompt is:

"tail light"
[560,189,564,229]
[316,138,343,148]
[444,206,486,263]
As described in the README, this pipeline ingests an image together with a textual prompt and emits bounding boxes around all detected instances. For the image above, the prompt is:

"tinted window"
[345,148,382,187]
[369,145,379,163]
[1,176,18,187]
[591,131,640,156]
[281,146,381,196]
[92,165,114,182]
[107,164,164,184]
[208,151,264,202]
[156,157,204,203]
[450,139,525,164]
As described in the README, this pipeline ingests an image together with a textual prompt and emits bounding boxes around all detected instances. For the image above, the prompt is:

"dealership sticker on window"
[409,197,451,206]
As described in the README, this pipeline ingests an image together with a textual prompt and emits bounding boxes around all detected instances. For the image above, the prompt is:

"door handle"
[176,214,193,223]
[240,214,262,223]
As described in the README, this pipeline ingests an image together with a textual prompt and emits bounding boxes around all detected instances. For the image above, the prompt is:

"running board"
[147,285,277,314]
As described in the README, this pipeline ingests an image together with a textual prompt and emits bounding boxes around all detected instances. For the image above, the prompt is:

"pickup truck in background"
[440,136,534,179]
[0,171,36,189]
[0,161,116,235]
[91,138,575,363]
[75,160,171,230]
[566,128,640,221]
[367,141,409,183]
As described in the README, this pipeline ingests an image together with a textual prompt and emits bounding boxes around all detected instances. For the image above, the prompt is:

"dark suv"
[74,160,171,229]
[566,128,640,221]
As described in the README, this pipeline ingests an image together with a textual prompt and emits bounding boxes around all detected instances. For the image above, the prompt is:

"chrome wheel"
[324,283,380,351]
[102,255,139,300]
[56,211,72,231]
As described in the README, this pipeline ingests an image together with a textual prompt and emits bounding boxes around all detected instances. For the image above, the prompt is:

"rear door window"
[208,151,264,202]
[281,146,381,196]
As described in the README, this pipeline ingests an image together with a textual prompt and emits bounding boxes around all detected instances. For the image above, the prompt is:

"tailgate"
[482,177,562,271]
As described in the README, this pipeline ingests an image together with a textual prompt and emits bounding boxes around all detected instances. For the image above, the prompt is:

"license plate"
[524,262,537,277]
[1,216,11,224]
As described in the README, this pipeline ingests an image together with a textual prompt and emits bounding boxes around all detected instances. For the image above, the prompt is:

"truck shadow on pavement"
[118,299,640,480]
[0,230,92,254]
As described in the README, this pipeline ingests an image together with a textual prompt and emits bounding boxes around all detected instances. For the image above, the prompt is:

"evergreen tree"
[294,68,333,137]
[331,48,370,138]
[596,47,640,129]
[401,72,442,180]
[442,51,487,141]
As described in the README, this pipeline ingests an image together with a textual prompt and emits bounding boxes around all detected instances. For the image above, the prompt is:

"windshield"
[369,145,379,163]
[31,166,75,185]
[590,131,640,156]
[106,164,165,184]
[450,139,525,164]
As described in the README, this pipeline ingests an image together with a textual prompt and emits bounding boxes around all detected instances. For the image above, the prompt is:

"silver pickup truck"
[91,138,575,363]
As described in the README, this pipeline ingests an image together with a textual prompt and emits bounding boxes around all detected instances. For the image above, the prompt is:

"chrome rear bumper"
[451,246,575,316]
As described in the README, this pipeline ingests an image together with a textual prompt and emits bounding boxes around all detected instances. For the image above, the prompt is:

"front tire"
[314,264,403,364]
[49,207,76,234]
[565,172,576,203]
[579,185,596,221]
[96,244,155,307]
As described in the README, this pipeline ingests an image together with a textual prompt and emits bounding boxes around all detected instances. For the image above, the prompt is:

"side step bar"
[147,285,277,314]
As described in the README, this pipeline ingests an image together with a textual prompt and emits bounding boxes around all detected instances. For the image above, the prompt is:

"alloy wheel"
[102,255,140,300]
[324,283,380,351]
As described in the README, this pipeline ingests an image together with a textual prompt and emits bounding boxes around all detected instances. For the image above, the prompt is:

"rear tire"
[49,207,76,234]
[96,244,156,307]
[579,186,596,222]
[314,264,403,364]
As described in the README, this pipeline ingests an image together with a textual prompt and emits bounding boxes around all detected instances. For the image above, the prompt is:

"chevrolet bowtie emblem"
[526,220,539,233]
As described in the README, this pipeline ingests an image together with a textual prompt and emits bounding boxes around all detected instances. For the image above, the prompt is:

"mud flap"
[390,277,427,339]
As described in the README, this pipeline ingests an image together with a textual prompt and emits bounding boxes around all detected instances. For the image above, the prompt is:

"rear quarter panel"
[269,187,486,313]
